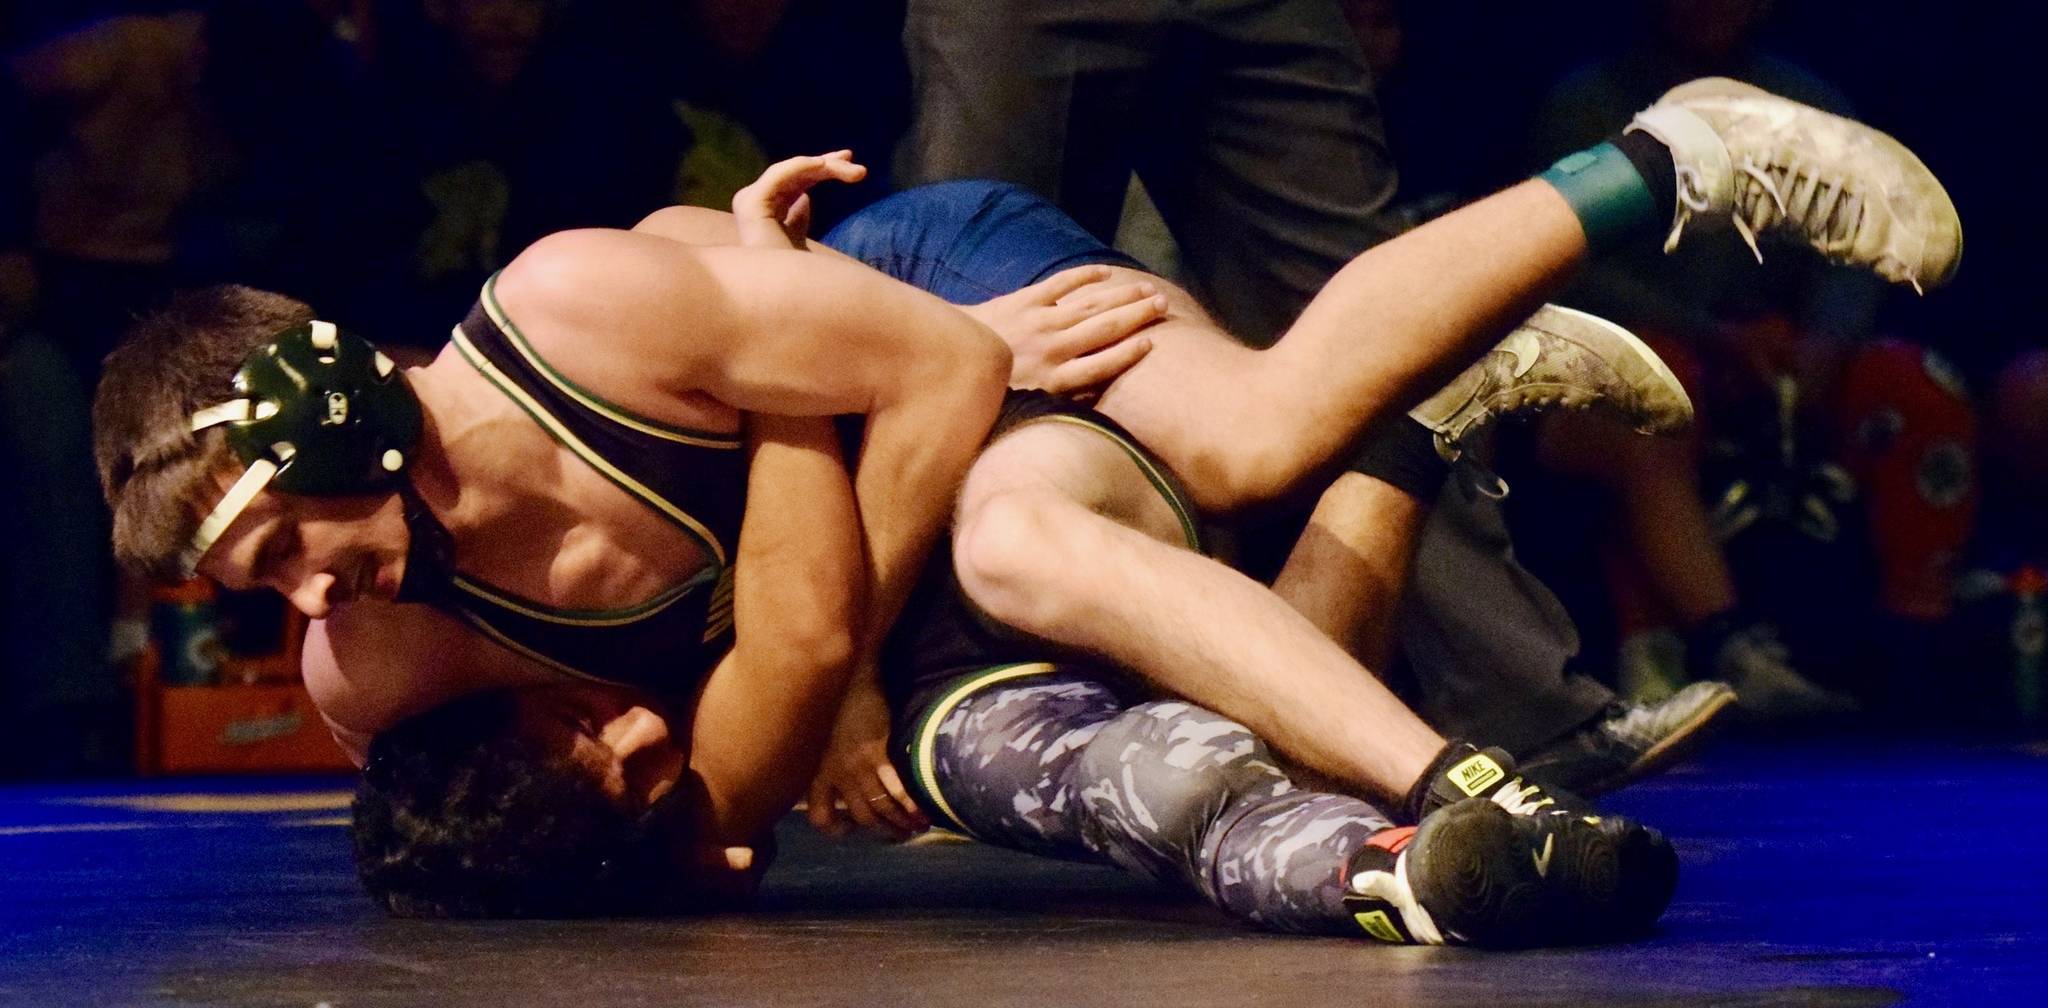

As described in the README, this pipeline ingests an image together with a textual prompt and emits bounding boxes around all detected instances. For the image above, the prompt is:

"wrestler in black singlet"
[438,275,746,699]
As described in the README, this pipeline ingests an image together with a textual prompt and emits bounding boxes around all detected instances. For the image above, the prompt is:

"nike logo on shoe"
[1532,833,1555,877]
[1502,330,1543,378]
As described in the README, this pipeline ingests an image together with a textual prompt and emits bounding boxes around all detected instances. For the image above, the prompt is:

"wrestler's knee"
[1184,429,1314,513]
[952,487,1081,635]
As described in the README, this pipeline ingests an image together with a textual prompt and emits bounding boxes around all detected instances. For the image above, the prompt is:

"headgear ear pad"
[215,321,423,495]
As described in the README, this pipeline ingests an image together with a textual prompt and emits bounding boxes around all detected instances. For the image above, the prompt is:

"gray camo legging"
[920,671,1396,934]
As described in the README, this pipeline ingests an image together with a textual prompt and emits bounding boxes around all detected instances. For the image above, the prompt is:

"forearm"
[688,415,866,841]
[851,354,1007,658]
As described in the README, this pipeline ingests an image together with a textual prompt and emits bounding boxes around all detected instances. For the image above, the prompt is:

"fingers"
[758,151,867,193]
[1043,335,1154,395]
[1052,280,1160,326]
[736,152,869,218]
[806,779,851,837]
[839,779,904,838]
[857,766,924,839]
[1054,290,1169,355]
[877,763,929,830]
[1021,264,1116,306]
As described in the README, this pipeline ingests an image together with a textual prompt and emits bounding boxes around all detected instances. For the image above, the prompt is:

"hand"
[731,150,867,250]
[962,265,1167,396]
[806,678,928,839]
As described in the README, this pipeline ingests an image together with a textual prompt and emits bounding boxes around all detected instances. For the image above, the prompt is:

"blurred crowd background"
[0,0,2038,778]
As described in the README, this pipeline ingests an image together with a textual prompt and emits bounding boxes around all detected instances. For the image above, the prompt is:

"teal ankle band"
[1537,142,1655,251]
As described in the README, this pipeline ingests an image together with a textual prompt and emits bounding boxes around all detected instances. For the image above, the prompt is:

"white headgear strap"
[181,401,291,577]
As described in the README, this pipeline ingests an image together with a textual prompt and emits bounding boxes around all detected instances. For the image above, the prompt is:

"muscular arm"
[686,414,864,840]
[495,230,1009,672]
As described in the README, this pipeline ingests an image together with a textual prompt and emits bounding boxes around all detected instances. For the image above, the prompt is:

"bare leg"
[950,183,1595,799]
[1271,473,1428,673]
[952,424,1442,799]
[1094,180,1587,512]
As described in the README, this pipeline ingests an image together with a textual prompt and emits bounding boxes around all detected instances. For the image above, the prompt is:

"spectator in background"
[1951,351,2048,732]
[0,1,390,775]
[1517,0,1895,719]
[361,0,689,340]
[176,0,408,329]
[669,0,908,232]
[2,7,219,777]
[6,7,213,378]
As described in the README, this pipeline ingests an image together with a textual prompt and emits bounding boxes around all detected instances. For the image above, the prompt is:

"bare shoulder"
[489,229,769,421]
[494,229,729,369]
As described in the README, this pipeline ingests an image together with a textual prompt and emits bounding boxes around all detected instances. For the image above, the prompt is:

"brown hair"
[92,285,313,577]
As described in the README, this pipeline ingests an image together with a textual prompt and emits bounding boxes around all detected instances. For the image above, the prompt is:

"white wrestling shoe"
[1409,303,1694,464]
[1629,77,1963,292]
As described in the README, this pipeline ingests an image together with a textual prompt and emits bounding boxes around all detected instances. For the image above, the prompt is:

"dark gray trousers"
[897,0,1401,344]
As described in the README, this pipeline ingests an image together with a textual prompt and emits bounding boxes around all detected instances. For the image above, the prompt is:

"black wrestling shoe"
[1342,798,1623,947]
[1519,681,1738,797]
[1404,743,1678,942]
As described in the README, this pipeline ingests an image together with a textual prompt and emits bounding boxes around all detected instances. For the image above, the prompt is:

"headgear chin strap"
[182,320,425,576]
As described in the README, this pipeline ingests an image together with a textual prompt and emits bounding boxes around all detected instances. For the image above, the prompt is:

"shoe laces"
[1488,777,1559,816]
[1662,163,1715,254]
[1664,149,1918,294]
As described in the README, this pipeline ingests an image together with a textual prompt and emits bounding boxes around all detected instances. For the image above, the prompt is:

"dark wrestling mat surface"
[3,739,2045,1007]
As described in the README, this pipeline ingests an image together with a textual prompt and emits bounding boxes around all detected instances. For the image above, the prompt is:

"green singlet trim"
[1013,414,1204,553]
[480,274,742,449]
[449,323,730,569]
[905,662,1063,835]
[1537,142,1656,252]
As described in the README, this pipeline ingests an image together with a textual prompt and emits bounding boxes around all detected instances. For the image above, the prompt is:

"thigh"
[879,394,1197,724]
[892,664,1132,853]
[960,408,1194,551]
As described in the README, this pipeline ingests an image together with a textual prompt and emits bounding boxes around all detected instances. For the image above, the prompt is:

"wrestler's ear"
[604,705,686,809]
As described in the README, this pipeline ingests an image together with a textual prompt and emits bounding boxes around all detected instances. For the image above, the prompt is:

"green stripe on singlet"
[906,662,1062,836]
[479,274,743,449]
[1010,414,1203,553]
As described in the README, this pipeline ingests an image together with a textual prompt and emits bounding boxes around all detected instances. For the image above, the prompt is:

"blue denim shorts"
[821,180,1142,302]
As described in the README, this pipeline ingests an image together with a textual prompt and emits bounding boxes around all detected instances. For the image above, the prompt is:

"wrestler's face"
[197,469,410,619]
[508,682,765,893]
[508,681,688,813]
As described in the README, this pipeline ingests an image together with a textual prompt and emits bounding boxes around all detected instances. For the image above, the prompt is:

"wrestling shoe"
[1709,622,1860,721]
[1409,303,1693,465]
[1519,681,1738,797]
[1342,798,1631,947]
[1629,77,1962,292]
[1404,742,1678,941]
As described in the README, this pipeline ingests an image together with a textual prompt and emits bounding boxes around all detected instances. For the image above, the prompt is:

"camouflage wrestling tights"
[921,671,1396,933]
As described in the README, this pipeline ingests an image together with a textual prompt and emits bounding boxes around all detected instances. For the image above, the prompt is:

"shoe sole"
[1596,817,1680,941]
[1592,685,1739,795]
[1526,303,1695,435]
[1660,77,1962,289]
[1407,798,1620,948]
